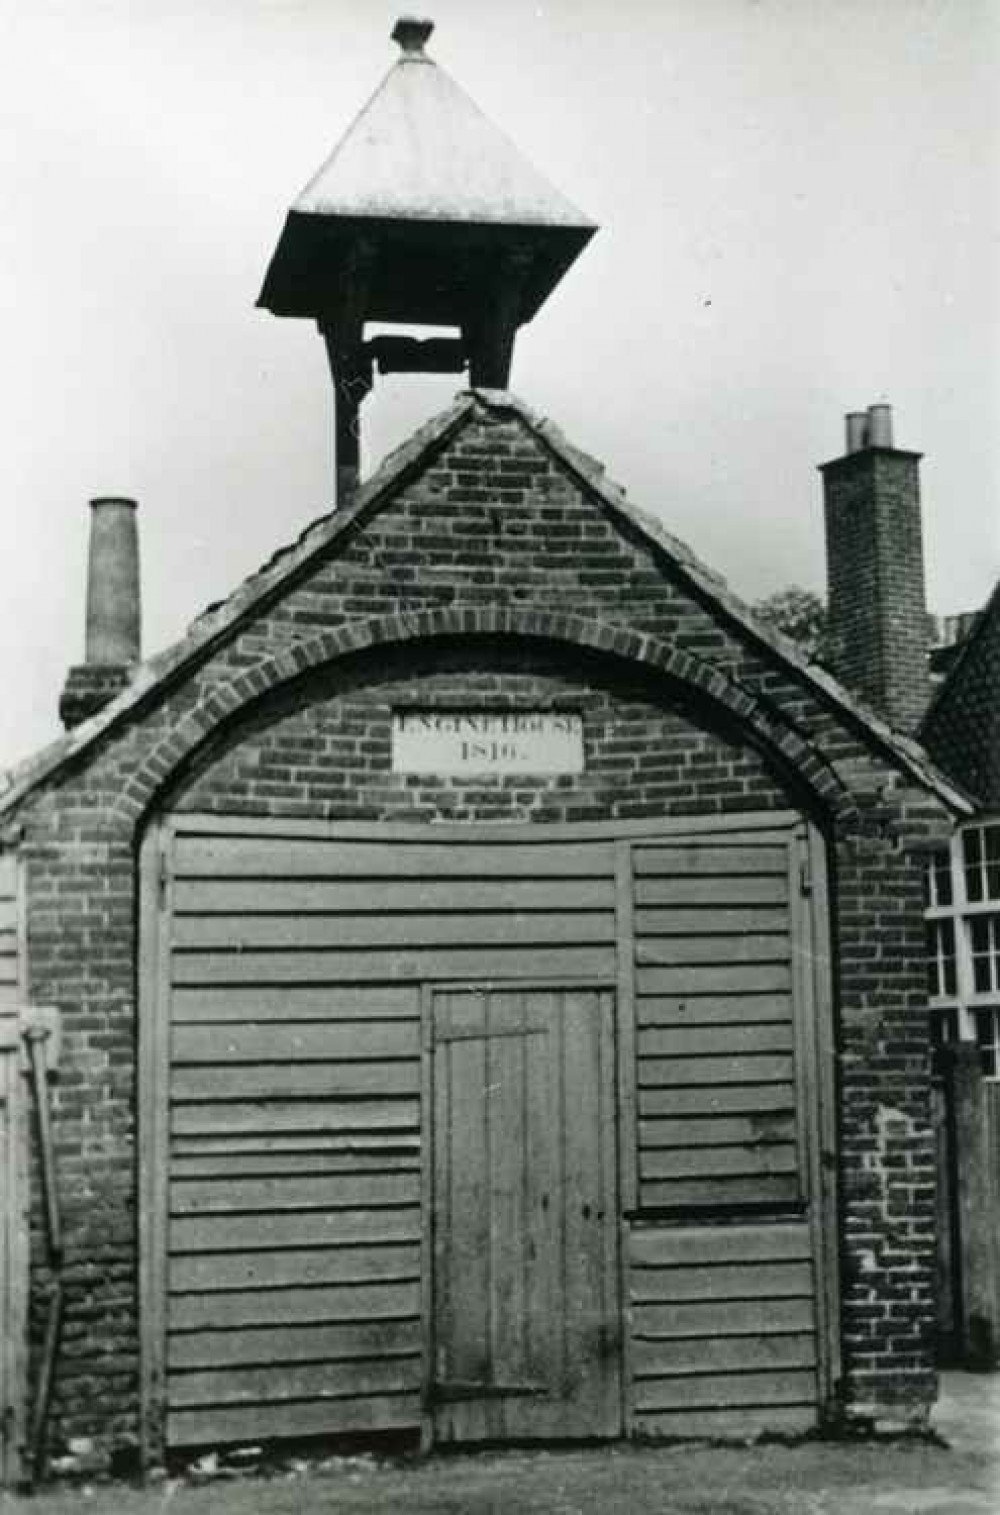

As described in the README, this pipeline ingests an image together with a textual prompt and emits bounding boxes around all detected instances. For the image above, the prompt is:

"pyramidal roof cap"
[292,17,595,229]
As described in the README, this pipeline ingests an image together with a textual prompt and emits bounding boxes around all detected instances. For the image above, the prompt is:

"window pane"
[969,916,1000,994]
[964,827,984,902]
[985,824,1000,900]
[928,919,957,998]
[927,849,953,908]
[973,1006,1000,1079]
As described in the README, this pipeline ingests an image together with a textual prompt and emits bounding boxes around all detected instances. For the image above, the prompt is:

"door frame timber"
[137,808,837,1463]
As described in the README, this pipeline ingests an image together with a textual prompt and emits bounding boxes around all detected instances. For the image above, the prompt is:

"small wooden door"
[429,984,620,1442]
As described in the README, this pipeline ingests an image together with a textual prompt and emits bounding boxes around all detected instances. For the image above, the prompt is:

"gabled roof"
[292,37,594,230]
[0,391,973,820]
[923,577,1000,728]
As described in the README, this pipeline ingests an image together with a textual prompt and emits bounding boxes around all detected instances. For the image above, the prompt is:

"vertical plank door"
[430,984,620,1442]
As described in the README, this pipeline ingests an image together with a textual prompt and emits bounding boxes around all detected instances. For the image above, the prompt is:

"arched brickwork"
[118,607,855,829]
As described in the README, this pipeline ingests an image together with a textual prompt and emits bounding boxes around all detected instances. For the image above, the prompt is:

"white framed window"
[962,822,1000,904]
[972,1006,1000,1078]
[927,917,956,999]
[970,916,1000,995]
[925,819,1000,1079]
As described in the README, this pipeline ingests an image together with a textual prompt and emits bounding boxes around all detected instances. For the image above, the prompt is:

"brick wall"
[177,659,785,823]
[821,448,929,734]
[10,399,955,1463]
[921,584,1000,807]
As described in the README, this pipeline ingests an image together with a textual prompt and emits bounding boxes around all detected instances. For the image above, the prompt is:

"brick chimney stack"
[819,404,928,733]
[60,498,142,730]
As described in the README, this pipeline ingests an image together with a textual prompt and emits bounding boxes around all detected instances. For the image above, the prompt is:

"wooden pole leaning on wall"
[936,1042,1000,1369]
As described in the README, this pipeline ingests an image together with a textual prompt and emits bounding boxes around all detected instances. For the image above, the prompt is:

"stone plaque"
[392,710,584,775]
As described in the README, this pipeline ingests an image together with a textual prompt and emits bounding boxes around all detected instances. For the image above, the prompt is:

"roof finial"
[392,16,434,56]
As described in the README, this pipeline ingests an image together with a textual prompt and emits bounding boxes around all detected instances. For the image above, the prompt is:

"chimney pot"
[845,412,868,453]
[867,402,893,448]
[85,497,141,665]
[60,497,142,730]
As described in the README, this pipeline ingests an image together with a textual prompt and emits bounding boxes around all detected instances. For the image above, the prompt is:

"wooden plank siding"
[162,821,616,1449]
[632,833,802,1214]
[626,824,825,1432]
[0,851,23,1009]
[148,812,830,1451]
[628,1221,818,1437]
[0,852,27,1488]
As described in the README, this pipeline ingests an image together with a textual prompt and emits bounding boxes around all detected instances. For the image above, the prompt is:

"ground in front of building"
[1,1375,996,1515]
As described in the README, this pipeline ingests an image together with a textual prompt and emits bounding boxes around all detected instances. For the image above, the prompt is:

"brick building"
[921,588,1000,1070]
[0,16,976,1486]
[918,586,1000,1368]
[816,391,999,1075]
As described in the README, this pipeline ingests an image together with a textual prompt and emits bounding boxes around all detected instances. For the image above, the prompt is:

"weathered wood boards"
[431,986,619,1442]
[162,823,616,1448]
[0,853,27,1488]
[1,1026,28,1487]
[628,1221,817,1437]
[0,851,22,1009]
[633,836,802,1211]
[934,1046,1000,1367]
[153,813,827,1449]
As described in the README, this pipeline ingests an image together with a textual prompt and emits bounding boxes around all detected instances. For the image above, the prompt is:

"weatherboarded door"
[141,809,833,1454]
[143,816,619,1451]
[430,984,619,1441]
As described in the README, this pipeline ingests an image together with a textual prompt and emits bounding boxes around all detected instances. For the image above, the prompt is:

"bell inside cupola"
[258,15,597,505]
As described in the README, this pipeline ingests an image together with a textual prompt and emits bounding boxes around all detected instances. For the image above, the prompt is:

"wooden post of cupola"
[463,247,534,390]
[317,238,376,504]
[257,15,597,504]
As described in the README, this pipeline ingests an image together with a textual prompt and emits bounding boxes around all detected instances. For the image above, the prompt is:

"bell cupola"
[258,16,596,504]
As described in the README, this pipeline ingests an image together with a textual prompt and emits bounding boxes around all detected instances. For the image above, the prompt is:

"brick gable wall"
[9,401,955,1464]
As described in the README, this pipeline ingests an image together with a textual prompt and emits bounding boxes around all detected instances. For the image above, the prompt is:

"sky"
[0,0,997,772]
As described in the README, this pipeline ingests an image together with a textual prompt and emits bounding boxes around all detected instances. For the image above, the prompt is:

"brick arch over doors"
[121,607,856,831]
